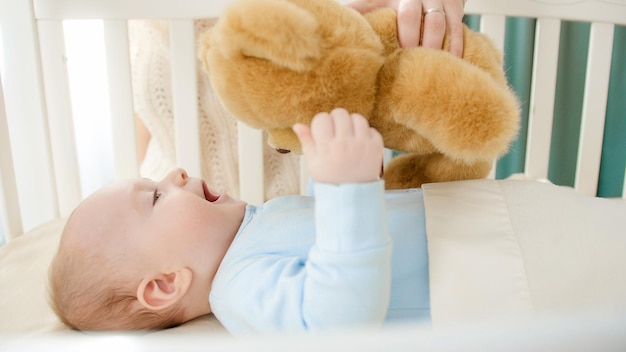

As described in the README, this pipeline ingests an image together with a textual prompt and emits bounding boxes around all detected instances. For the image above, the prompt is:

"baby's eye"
[153,190,162,205]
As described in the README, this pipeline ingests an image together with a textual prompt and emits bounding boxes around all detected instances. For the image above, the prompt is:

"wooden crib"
[1,0,625,242]
[1,0,625,348]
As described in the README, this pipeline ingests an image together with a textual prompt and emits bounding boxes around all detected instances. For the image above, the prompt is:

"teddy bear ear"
[209,0,323,72]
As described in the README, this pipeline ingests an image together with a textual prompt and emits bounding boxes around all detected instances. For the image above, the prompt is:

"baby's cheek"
[161,198,206,235]
[189,201,218,231]
[175,207,209,234]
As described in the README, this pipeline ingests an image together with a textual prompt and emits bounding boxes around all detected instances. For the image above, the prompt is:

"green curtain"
[465,16,625,197]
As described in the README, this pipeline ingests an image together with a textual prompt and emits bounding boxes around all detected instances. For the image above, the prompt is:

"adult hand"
[293,108,384,185]
[345,0,466,57]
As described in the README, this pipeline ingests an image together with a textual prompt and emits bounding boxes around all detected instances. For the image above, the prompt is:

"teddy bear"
[199,0,520,189]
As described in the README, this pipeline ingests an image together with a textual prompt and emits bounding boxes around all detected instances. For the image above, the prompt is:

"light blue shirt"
[209,181,429,335]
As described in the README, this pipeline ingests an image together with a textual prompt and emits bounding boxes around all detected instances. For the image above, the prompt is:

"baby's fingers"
[329,108,355,137]
[309,111,338,143]
[351,112,372,137]
[293,123,314,155]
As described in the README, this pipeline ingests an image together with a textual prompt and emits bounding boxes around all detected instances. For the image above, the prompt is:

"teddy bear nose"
[275,148,291,154]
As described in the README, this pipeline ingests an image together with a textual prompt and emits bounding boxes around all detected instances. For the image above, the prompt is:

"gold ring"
[424,8,446,16]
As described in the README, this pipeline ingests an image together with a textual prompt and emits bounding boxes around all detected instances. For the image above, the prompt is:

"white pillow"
[0,219,67,333]
[0,218,226,335]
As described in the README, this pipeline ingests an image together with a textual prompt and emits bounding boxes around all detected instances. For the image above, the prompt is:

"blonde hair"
[48,219,187,331]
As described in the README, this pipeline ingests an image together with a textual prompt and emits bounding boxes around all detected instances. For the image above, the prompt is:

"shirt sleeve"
[210,181,393,334]
[303,180,393,330]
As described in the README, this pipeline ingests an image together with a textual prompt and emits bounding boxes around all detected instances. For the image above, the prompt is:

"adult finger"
[420,0,446,50]
[444,0,465,57]
[397,0,422,48]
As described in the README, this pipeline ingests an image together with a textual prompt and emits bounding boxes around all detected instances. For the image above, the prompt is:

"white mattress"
[1,179,625,350]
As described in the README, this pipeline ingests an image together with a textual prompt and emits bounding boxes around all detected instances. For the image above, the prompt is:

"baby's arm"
[215,110,389,334]
[292,108,391,330]
[293,108,383,185]
[212,109,391,333]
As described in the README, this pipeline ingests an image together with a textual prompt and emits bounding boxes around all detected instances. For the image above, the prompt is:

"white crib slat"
[525,18,561,180]
[38,20,82,216]
[170,20,202,177]
[479,14,506,52]
[464,0,626,26]
[575,23,614,197]
[623,167,626,199]
[0,0,58,233]
[478,15,506,180]
[103,20,139,179]
[300,157,309,196]
[0,73,24,241]
[34,0,228,20]
[238,123,265,205]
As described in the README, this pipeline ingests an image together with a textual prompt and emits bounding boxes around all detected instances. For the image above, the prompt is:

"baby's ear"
[136,268,192,311]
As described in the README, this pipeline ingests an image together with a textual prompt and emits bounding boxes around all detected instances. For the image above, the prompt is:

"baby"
[49,108,626,335]
[49,108,431,334]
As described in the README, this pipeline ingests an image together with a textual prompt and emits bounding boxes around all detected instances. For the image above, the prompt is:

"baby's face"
[69,168,247,286]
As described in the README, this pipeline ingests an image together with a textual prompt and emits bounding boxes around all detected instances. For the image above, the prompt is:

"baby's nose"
[168,168,188,186]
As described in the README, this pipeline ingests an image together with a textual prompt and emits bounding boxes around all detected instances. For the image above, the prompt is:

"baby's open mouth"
[202,181,220,202]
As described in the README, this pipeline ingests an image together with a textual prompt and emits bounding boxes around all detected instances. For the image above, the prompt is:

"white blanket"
[423,179,626,327]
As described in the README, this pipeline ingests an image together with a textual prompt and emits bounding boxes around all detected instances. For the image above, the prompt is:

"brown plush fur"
[199,0,520,189]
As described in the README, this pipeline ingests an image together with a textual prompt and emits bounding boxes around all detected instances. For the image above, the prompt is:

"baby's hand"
[293,108,383,185]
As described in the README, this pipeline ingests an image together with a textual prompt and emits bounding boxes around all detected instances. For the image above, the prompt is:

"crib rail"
[466,0,625,197]
[1,0,625,243]
[0,71,23,240]
[465,0,626,26]
[33,0,230,20]
[1,0,269,242]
